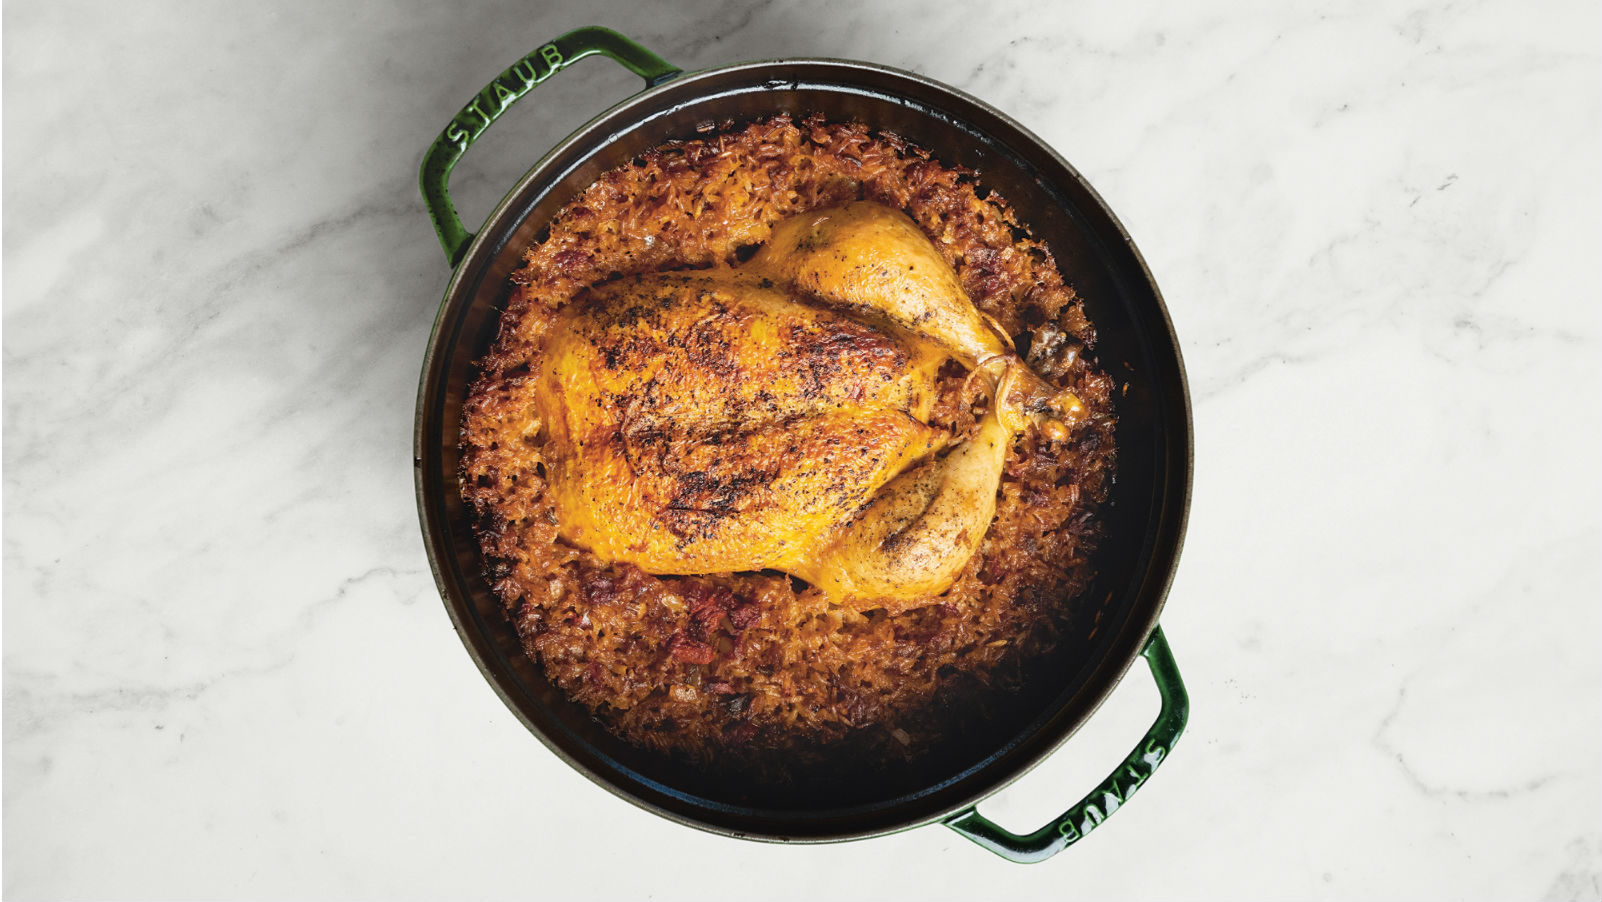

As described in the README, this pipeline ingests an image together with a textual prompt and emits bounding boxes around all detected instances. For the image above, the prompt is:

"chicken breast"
[535,270,950,576]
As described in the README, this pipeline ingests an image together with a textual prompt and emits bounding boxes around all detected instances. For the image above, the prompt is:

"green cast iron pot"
[414,26,1192,864]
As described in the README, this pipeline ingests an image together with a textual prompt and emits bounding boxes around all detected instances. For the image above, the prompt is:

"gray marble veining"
[3,0,1598,898]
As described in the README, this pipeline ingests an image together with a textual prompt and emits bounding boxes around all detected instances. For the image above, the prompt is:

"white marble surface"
[3,0,1599,898]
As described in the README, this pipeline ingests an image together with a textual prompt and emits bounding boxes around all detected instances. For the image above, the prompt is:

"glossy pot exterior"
[415,28,1191,862]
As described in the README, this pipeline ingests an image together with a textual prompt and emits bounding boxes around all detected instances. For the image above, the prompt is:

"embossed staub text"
[443,43,567,149]
[1056,741,1168,841]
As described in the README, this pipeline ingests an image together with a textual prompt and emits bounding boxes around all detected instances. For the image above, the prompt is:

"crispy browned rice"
[460,115,1117,769]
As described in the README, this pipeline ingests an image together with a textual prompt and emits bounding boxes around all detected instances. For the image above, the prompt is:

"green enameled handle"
[418,26,680,266]
[944,627,1188,864]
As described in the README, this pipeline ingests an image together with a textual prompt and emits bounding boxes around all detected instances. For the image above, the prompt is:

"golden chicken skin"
[531,201,1081,607]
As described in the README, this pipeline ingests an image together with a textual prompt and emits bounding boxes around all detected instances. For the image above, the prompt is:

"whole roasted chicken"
[534,202,1080,607]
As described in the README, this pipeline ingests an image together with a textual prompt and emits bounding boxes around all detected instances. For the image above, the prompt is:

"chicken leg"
[790,359,1031,606]
[747,201,1083,427]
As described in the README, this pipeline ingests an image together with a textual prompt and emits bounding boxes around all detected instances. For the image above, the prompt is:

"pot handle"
[943,627,1188,864]
[418,27,680,266]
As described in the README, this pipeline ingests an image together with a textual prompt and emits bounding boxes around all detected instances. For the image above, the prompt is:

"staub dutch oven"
[414,26,1191,863]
